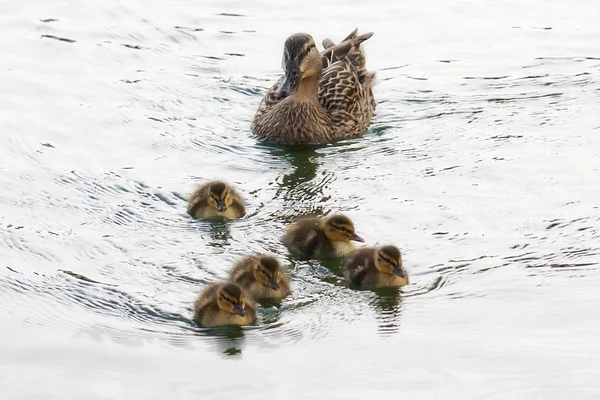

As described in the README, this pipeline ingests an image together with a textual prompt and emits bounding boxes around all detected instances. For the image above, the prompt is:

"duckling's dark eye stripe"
[220,295,237,305]
[379,254,396,265]
[331,224,353,234]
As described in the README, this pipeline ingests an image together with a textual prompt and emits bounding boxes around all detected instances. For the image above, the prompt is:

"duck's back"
[318,30,376,139]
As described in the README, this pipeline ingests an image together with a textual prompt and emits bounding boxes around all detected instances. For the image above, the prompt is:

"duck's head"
[252,255,283,291]
[276,33,322,97]
[375,245,405,278]
[321,214,365,243]
[216,283,248,316]
[207,182,233,213]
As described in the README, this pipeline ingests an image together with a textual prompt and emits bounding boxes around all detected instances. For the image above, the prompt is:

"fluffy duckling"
[187,180,245,219]
[284,214,364,259]
[345,245,408,288]
[193,283,257,327]
[229,255,291,300]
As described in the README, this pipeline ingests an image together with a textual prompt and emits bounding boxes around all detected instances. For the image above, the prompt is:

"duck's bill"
[269,278,280,291]
[217,200,227,213]
[393,266,406,278]
[233,304,247,317]
[350,233,365,243]
[276,62,299,97]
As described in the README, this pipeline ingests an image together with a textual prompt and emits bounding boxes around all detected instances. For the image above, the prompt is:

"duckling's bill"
[233,303,247,316]
[350,232,365,243]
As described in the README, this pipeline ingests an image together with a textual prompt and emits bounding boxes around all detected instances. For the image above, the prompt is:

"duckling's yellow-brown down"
[284,214,364,259]
[252,28,376,144]
[187,181,245,219]
[345,245,408,288]
[193,283,257,327]
[230,255,291,300]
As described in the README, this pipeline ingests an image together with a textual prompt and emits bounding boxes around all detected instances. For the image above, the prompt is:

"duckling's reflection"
[266,144,332,222]
[200,326,247,358]
[205,220,232,245]
[370,288,403,336]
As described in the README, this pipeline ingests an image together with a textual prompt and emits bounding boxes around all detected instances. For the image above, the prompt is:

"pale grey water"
[1,0,600,398]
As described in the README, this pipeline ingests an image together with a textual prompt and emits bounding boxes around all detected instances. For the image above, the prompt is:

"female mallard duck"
[345,245,408,288]
[229,255,291,299]
[187,180,245,219]
[252,28,376,144]
[193,282,257,327]
[284,214,364,259]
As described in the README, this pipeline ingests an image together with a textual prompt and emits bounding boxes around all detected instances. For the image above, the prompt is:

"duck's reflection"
[265,144,332,223]
[370,287,403,336]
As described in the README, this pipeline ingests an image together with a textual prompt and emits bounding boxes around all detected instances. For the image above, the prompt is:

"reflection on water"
[196,327,247,358]
[371,288,403,336]
[205,219,233,245]
[267,143,332,223]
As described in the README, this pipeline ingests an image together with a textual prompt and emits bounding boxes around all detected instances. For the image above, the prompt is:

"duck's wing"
[320,29,374,82]
[318,29,376,137]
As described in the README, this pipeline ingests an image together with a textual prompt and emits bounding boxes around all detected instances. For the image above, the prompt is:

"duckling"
[345,245,408,288]
[229,255,291,300]
[252,28,376,144]
[284,214,364,259]
[193,282,257,327]
[187,180,245,219]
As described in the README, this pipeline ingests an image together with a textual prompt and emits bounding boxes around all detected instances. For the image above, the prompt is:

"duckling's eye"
[307,44,315,52]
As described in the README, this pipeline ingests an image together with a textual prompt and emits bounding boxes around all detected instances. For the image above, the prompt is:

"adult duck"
[252,28,376,145]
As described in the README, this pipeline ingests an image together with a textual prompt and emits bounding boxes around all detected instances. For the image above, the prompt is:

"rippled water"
[2,0,600,398]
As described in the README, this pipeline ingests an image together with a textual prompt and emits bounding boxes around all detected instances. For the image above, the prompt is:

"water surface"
[1,0,600,398]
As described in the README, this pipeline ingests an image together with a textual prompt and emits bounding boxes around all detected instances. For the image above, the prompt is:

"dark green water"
[1,0,599,398]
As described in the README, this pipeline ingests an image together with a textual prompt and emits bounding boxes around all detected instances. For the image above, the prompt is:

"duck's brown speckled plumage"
[252,28,376,145]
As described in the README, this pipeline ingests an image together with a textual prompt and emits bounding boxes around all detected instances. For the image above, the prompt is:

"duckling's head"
[216,283,248,316]
[375,245,405,278]
[276,33,322,97]
[321,214,365,243]
[252,255,283,291]
[207,182,233,214]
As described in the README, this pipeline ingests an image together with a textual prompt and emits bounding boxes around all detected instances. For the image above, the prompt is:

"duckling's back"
[187,183,211,218]
[229,256,257,287]
[284,218,325,258]
[344,247,375,285]
[193,283,220,315]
